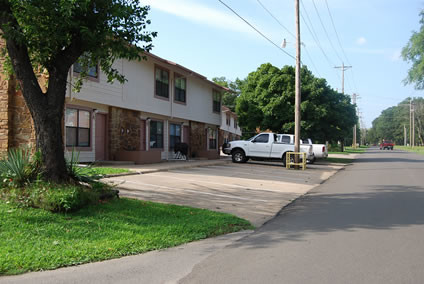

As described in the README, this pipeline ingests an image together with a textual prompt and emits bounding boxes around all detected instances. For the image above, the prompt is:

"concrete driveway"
[106,161,343,227]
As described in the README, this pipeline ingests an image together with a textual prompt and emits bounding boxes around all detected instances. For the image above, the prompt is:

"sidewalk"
[98,157,232,175]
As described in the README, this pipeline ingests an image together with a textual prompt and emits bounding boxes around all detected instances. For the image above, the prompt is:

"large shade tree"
[236,63,357,144]
[0,0,156,181]
[402,10,424,90]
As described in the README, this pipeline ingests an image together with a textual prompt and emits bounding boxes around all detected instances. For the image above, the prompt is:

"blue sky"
[143,0,423,128]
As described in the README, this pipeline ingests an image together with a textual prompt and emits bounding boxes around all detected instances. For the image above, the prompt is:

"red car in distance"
[380,140,394,150]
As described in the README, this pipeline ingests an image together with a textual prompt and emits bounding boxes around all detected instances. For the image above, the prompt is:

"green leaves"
[402,10,424,90]
[235,63,357,143]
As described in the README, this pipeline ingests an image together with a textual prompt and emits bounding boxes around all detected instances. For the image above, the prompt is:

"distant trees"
[234,63,357,144]
[368,98,424,145]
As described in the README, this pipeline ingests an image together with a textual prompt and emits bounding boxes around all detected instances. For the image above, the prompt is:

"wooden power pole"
[294,0,301,163]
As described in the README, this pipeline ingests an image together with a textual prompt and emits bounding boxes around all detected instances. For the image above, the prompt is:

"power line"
[254,0,321,77]
[300,0,336,68]
[255,0,296,39]
[324,0,350,65]
[218,0,295,60]
[311,0,343,63]
[324,0,359,94]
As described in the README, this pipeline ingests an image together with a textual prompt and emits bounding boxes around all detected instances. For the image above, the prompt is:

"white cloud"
[356,37,367,45]
[144,0,255,36]
[390,49,402,61]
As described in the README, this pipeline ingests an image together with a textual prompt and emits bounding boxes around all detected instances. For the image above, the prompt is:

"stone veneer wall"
[109,106,141,160]
[0,37,36,156]
[189,121,206,157]
[8,77,36,149]
[0,37,9,156]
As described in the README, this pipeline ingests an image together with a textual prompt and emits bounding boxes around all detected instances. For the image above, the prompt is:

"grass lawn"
[329,146,368,155]
[79,167,131,176]
[0,198,253,275]
[324,157,354,164]
[396,146,424,155]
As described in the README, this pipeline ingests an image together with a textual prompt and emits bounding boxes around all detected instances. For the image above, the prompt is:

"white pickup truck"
[277,134,328,162]
[223,133,314,166]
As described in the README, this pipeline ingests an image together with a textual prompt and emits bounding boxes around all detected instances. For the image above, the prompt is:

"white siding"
[68,56,221,126]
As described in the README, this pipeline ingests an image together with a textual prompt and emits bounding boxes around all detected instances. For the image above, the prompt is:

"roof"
[145,52,230,92]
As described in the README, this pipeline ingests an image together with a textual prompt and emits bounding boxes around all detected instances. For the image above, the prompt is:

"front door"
[95,113,106,161]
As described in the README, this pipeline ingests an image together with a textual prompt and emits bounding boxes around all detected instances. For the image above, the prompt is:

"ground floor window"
[65,108,91,147]
[150,121,163,149]
[208,128,217,150]
[169,124,182,149]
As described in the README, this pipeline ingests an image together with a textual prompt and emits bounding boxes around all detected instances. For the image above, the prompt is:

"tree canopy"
[402,10,424,90]
[235,63,357,143]
[0,0,156,181]
[367,98,424,145]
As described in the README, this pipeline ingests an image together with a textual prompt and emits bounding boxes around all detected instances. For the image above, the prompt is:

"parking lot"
[106,161,343,227]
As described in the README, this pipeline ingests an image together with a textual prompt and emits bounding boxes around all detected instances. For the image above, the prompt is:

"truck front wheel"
[232,150,247,163]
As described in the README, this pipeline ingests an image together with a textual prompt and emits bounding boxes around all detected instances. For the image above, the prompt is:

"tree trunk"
[5,38,71,182]
[32,106,69,182]
[340,140,345,152]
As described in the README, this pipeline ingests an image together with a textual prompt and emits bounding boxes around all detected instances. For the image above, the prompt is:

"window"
[73,56,98,78]
[65,108,91,147]
[281,135,291,144]
[155,67,169,98]
[234,118,237,129]
[150,121,163,148]
[226,113,230,125]
[213,90,221,113]
[174,76,186,103]
[169,124,182,149]
[253,134,269,143]
[208,128,217,149]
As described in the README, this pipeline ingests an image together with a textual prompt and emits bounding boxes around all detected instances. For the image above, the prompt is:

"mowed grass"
[396,146,424,155]
[325,157,355,164]
[329,146,368,155]
[0,198,253,275]
[79,167,131,176]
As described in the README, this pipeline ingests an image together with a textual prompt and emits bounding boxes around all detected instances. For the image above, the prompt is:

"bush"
[0,147,42,187]
[1,181,117,212]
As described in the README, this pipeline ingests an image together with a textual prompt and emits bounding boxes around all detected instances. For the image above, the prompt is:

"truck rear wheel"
[232,150,247,163]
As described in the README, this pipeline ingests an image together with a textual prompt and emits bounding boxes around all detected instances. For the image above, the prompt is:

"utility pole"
[412,101,415,147]
[335,63,352,150]
[404,124,407,146]
[334,63,352,94]
[410,98,413,147]
[294,0,301,164]
[352,93,358,148]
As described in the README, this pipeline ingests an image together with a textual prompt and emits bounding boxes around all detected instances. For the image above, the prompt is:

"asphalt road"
[180,147,424,284]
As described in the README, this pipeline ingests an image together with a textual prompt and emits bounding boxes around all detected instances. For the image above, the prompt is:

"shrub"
[1,181,116,212]
[0,147,42,187]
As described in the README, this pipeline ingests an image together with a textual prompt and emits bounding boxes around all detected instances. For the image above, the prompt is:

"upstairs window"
[155,67,169,99]
[213,90,221,113]
[174,76,186,103]
[65,108,91,147]
[234,118,238,129]
[226,113,231,125]
[73,55,98,78]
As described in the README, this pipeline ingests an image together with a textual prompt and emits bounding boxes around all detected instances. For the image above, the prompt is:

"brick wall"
[109,106,141,160]
[189,121,206,157]
[0,38,9,156]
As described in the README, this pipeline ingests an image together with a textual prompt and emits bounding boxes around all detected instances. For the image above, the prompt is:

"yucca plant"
[66,149,102,183]
[0,147,36,187]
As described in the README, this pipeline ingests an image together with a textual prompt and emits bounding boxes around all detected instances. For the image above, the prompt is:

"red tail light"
[322,146,326,153]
